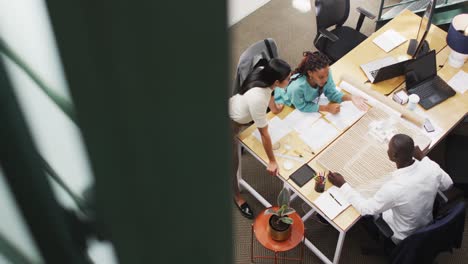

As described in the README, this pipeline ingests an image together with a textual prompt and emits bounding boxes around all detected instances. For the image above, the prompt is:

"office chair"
[314,0,376,63]
[232,38,278,95]
[374,201,466,264]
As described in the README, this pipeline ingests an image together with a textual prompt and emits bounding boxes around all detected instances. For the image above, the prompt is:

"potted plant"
[264,188,296,241]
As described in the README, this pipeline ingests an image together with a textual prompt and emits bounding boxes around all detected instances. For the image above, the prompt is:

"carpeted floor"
[229,0,396,80]
[230,1,468,263]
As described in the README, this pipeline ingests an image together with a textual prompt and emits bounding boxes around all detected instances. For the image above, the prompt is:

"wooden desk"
[236,10,466,264]
[389,46,468,151]
[238,106,318,181]
[331,10,448,95]
[433,53,468,135]
[300,12,467,264]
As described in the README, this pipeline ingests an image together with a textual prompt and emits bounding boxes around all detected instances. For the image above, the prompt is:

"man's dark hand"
[413,146,424,161]
[328,172,346,187]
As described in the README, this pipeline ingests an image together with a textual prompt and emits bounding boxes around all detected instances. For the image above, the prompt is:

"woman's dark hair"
[239,58,291,95]
[290,51,331,83]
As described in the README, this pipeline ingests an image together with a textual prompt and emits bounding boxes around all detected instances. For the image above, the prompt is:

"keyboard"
[409,82,435,98]
[408,75,456,110]
[408,76,453,99]
[370,69,379,78]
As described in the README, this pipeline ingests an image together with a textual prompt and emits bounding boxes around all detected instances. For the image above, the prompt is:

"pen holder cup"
[314,177,326,193]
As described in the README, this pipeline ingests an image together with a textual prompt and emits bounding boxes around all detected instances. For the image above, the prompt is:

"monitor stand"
[407,39,430,58]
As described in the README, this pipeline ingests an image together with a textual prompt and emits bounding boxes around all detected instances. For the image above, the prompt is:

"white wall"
[228,0,271,27]
[0,0,100,262]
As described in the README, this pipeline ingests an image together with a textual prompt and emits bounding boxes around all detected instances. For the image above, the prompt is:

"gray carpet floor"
[229,0,399,79]
[230,1,468,263]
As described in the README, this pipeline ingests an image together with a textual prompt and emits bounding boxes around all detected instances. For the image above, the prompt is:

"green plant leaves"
[264,208,278,216]
[277,204,286,216]
[280,216,293,225]
[277,187,290,207]
[0,37,77,124]
[283,208,296,215]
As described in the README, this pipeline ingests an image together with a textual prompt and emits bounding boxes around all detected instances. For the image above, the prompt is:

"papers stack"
[448,70,468,94]
[313,186,350,220]
[373,29,407,53]
[324,101,367,130]
[297,118,339,152]
[253,116,291,143]
[282,109,321,132]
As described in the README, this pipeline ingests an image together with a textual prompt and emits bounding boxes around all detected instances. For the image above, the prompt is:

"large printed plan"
[315,107,431,198]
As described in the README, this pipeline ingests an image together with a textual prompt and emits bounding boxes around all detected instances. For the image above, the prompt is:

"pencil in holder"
[314,174,326,193]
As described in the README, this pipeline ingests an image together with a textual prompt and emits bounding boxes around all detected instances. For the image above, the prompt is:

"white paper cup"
[407,94,420,111]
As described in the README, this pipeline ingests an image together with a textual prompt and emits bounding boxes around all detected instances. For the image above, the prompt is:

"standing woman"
[229,58,292,219]
[274,51,367,113]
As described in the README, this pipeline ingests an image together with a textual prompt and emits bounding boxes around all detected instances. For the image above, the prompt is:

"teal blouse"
[274,71,343,112]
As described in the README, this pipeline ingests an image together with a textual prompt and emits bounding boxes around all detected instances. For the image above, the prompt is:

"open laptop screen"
[405,50,436,88]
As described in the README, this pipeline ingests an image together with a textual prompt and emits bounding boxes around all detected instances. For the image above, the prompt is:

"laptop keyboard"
[433,76,456,95]
[370,69,379,78]
[409,82,435,98]
[408,76,456,109]
[409,76,453,99]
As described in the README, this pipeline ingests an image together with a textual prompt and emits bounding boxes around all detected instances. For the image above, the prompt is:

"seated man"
[328,133,453,244]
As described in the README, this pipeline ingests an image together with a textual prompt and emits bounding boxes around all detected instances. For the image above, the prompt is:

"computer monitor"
[407,0,436,58]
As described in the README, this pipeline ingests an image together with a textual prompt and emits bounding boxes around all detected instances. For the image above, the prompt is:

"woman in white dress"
[229,58,291,218]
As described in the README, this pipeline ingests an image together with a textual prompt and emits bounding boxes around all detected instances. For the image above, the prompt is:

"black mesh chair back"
[313,0,375,63]
[232,38,278,95]
[316,0,349,29]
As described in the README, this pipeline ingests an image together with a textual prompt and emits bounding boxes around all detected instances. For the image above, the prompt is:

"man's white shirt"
[339,157,453,241]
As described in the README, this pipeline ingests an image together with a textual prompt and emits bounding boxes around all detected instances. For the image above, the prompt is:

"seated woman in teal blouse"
[275,51,367,114]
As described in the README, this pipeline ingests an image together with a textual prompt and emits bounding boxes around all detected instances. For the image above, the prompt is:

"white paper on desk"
[313,186,350,220]
[339,81,375,103]
[253,116,292,144]
[372,29,407,53]
[282,109,321,132]
[297,118,339,152]
[340,81,401,118]
[448,70,468,94]
[325,101,367,130]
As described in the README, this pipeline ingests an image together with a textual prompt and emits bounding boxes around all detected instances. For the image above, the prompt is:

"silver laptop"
[360,56,398,83]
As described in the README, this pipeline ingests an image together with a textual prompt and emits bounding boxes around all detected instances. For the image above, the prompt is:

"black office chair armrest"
[374,215,394,239]
[356,7,376,19]
[318,28,339,42]
[355,7,376,32]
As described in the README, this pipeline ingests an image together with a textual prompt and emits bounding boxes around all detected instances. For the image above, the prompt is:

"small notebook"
[313,186,350,220]
[289,164,316,187]
[372,29,407,53]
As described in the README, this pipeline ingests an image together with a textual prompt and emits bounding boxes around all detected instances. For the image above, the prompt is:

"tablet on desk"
[289,164,316,187]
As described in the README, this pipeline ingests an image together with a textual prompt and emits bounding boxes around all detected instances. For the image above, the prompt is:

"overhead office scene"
[230,0,468,263]
[1,0,468,263]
